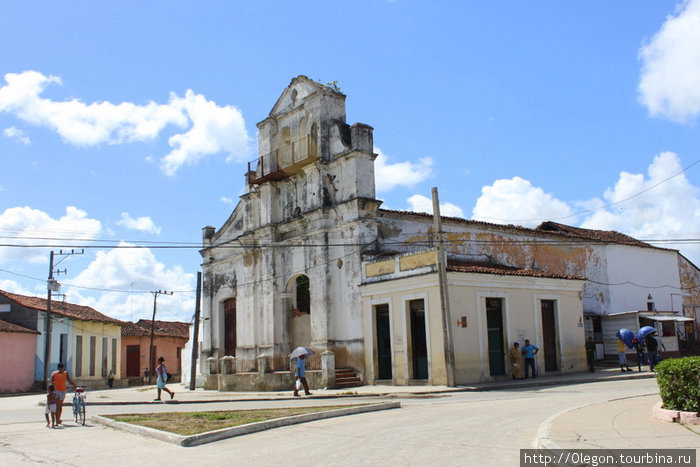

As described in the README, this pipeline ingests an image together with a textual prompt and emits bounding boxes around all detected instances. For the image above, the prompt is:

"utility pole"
[149,290,173,383]
[432,187,455,387]
[42,249,83,389]
[189,272,202,391]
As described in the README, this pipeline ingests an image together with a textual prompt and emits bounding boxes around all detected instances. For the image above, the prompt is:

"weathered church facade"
[196,77,699,390]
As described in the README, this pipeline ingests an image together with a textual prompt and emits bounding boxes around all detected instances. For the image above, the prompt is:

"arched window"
[309,123,319,158]
[294,275,310,315]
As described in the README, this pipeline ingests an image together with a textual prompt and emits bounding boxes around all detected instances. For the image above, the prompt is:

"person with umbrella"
[290,346,313,397]
[615,329,633,372]
[637,326,661,372]
[631,337,644,372]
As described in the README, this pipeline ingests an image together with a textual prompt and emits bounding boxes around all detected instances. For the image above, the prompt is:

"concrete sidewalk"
[538,393,700,452]
[77,366,655,406]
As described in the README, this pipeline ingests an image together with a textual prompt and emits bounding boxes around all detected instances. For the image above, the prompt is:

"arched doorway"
[223,298,236,357]
[288,274,311,350]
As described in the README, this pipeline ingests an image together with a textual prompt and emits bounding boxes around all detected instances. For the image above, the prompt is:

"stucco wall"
[361,271,586,386]
[0,332,37,392]
[121,335,186,380]
[375,213,687,318]
[72,321,121,381]
[606,244,679,313]
[35,312,73,381]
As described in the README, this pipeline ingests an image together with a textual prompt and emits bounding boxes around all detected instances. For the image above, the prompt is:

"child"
[45,384,57,428]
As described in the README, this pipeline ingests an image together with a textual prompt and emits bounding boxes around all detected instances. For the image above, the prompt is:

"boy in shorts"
[45,384,57,428]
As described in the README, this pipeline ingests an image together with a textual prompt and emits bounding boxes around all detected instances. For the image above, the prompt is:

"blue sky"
[2,1,700,322]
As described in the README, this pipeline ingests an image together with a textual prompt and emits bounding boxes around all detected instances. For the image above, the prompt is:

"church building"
[196,77,698,390]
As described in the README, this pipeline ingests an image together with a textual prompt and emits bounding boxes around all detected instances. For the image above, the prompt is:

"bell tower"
[246,76,377,226]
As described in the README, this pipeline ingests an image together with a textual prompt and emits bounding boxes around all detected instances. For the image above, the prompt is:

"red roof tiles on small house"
[0,289,122,325]
[122,319,190,339]
[0,318,40,334]
[447,260,585,280]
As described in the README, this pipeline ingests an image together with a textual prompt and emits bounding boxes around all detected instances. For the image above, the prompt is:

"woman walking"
[154,357,175,401]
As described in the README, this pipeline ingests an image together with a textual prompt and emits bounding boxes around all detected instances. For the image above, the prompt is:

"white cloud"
[116,213,161,235]
[0,279,37,297]
[464,153,700,264]
[0,206,102,264]
[580,152,700,261]
[3,126,30,145]
[67,243,195,322]
[406,194,465,218]
[374,147,433,193]
[160,90,250,176]
[0,71,251,175]
[221,196,235,206]
[471,177,572,227]
[638,0,700,122]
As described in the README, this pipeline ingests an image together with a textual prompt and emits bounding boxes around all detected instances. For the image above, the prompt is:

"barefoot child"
[45,384,57,428]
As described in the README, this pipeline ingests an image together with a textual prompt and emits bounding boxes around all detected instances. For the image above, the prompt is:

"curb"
[93,401,401,447]
[653,401,700,425]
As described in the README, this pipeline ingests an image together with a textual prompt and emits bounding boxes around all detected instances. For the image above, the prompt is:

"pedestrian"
[632,337,644,372]
[645,333,662,371]
[509,342,523,379]
[45,384,57,428]
[585,336,596,372]
[617,336,632,372]
[107,370,114,388]
[154,357,175,401]
[521,339,539,378]
[50,362,76,425]
[293,354,312,397]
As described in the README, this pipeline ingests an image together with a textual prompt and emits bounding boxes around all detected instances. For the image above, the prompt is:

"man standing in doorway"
[521,339,539,379]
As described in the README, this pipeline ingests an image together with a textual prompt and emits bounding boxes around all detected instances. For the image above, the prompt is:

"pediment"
[269,76,327,117]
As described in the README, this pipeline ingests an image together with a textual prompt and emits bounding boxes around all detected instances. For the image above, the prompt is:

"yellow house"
[71,318,123,386]
[361,250,586,386]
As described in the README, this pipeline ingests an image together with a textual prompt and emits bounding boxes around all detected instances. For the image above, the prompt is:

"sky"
[1,1,700,323]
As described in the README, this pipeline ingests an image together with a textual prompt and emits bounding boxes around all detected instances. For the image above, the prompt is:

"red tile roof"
[0,290,123,325]
[122,319,190,339]
[0,319,40,334]
[534,221,647,245]
[447,260,585,280]
[378,209,666,250]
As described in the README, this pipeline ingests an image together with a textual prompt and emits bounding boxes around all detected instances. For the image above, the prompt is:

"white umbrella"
[289,346,315,359]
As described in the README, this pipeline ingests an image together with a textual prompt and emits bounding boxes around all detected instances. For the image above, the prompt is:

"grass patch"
[107,405,362,435]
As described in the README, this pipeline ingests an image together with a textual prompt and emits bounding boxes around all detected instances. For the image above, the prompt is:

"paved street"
[0,377,674,466]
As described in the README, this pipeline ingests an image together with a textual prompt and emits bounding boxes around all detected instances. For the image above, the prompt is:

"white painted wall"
[605,244,680,313]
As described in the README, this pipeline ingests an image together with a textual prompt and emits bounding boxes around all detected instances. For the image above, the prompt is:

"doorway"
[126,345,140,377]
[375,304,392,380]
[409,299,428,380]
[224,298,236,356]
[290,274,311,350]
[486,298,505,376]
[540,300,558,372]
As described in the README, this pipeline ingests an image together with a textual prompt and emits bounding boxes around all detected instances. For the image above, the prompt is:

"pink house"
[0,319,40,393]
[121,319,190,383]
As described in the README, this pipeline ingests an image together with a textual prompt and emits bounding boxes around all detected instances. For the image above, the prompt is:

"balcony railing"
[247,136,317,185]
